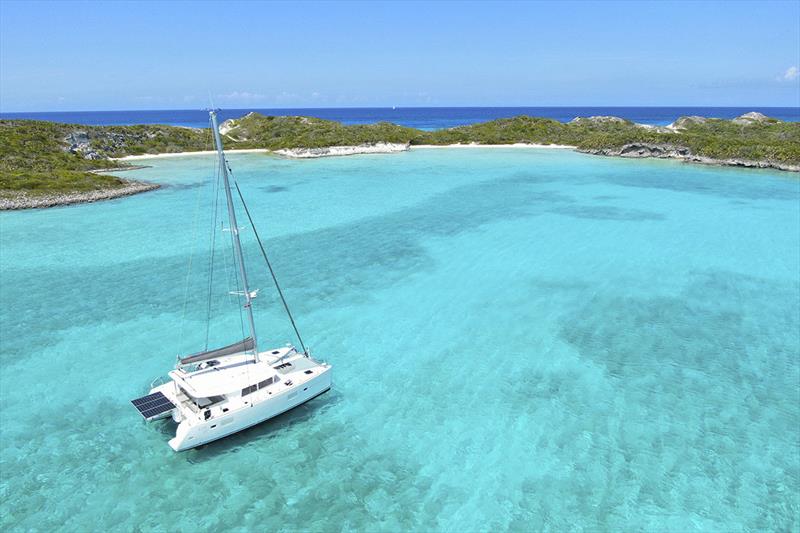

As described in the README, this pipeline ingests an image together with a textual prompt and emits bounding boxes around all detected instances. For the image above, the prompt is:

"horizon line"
[2,104,799,115]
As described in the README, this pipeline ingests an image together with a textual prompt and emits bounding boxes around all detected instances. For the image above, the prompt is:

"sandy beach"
[412,142,576,149]
[114,143,576,162]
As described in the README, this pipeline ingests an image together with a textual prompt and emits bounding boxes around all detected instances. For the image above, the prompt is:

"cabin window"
[243,376,278,396]
[257,376,276,389]
[197,395,226,408]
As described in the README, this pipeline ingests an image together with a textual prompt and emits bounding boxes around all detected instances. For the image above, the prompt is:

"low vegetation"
[0,120,209,196]
[220,113,420,149]
[1,111,797,201]
[220,111,800,167]
[663,118,800,165]
[415,115,800,166]
[0,120,122,195]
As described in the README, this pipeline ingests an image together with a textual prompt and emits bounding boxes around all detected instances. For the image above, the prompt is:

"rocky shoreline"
[0,179,160,210]
[577,143,800,172]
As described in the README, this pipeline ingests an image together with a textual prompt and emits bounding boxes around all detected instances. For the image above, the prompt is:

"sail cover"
[180,337,255,365]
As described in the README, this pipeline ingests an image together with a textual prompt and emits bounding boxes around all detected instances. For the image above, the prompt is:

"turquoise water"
[1,148,798,531]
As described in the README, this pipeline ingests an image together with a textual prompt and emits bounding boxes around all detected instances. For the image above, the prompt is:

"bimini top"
[179,337,254,365]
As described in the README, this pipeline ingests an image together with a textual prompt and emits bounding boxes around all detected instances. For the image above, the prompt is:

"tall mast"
[209,110,259,359]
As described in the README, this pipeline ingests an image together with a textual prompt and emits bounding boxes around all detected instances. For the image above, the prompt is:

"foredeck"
[275,356,318,375]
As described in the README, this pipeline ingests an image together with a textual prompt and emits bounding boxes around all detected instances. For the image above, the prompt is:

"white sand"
[274,143,410,158]
[113,143,576,162]
[412,143,576,149]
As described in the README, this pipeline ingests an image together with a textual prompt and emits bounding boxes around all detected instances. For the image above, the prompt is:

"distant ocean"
[1,106,798,130]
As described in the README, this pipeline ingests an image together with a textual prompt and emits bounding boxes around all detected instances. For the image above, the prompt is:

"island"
[1,111,798,209]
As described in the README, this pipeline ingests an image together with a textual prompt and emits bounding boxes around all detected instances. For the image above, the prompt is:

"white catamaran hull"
[166,367,331,451]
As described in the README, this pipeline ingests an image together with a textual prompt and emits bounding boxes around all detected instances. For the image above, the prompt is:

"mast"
[209,110,259,359]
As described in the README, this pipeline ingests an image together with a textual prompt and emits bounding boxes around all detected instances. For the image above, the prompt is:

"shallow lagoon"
[1,148,798,531]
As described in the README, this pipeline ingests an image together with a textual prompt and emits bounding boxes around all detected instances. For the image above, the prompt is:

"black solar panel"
[131,391,176,420]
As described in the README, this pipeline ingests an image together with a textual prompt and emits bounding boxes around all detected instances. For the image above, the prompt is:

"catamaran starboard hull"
[166,366,331,451]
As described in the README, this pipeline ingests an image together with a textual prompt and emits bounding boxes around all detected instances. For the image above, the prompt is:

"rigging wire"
[221,221,234,306]
[227,219,248,345]
[234,181,309,355]
[176,123,213,361]
[221,160,251,387]
[203,153,222,351]
[222,157,248,349]
[225,162,260,354]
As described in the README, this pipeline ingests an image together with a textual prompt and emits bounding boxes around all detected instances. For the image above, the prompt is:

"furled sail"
[179,337,255,365]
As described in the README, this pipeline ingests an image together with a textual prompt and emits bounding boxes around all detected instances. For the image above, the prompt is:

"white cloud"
[217,91,268,102]
[275,91,300,103]
[782,66,799,81]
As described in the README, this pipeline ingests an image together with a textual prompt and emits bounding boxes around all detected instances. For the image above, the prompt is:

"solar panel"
[131,391,176,420]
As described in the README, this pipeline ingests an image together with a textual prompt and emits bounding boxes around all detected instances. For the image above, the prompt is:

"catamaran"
[131,110,332,451]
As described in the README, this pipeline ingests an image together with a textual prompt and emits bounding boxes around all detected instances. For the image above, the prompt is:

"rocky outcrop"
[580,143,691,159]
[569,116,630,125]
[578,142,799,172]
[689,157,800,172]
[732,112,779,125]
[634,123,672,133]
[62,126,204,160]
[0,179,160,210]
[274,142,410,158]
[219,112,258,135]
[668,116,709,130]
[64,131,103,160]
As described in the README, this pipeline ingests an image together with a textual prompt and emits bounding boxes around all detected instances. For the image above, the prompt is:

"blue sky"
[1,0,798,111]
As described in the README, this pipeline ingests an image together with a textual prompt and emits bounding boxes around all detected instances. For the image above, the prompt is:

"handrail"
[150,375,169,389]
